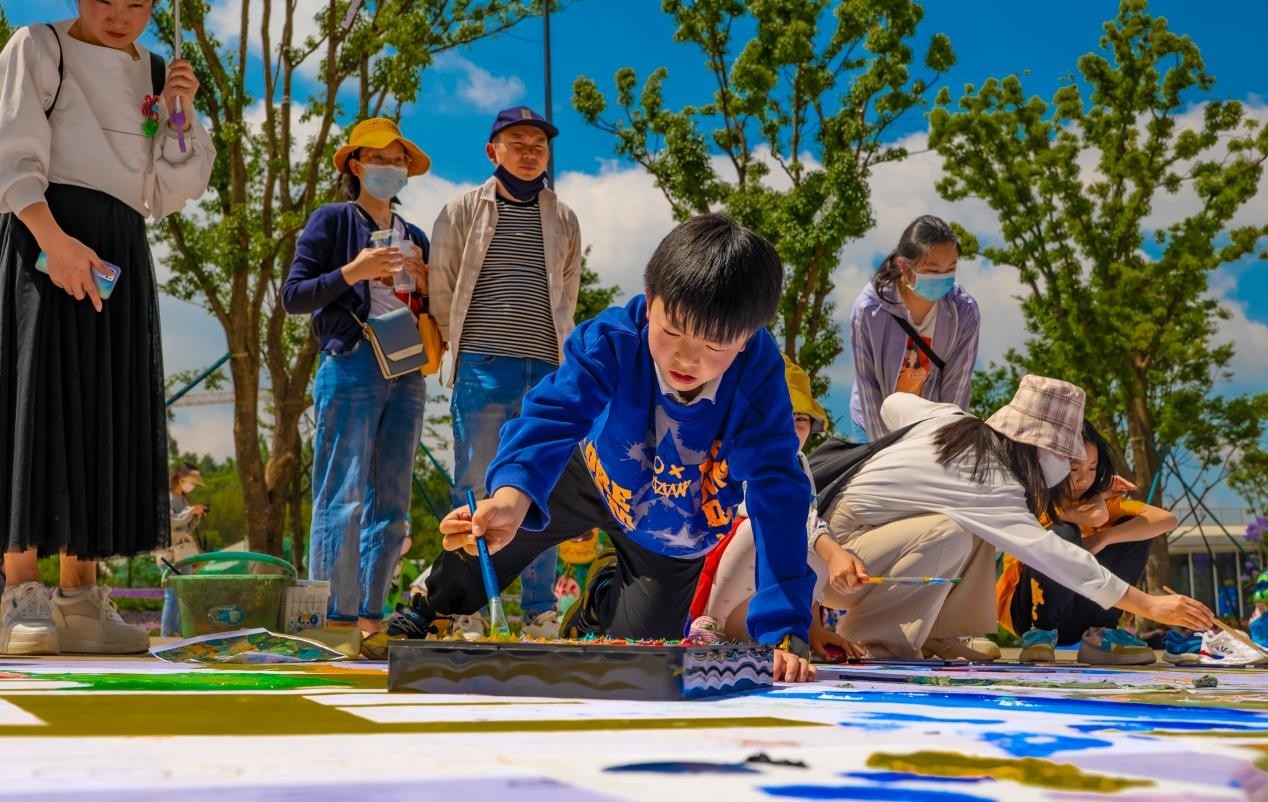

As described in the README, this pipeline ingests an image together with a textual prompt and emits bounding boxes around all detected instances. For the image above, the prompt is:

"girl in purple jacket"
[848,215,980,441]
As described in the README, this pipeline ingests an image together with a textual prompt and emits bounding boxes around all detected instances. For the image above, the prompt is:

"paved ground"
[0,648,1265,801]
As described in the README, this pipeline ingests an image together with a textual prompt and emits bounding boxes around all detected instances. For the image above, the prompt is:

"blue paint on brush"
[762,785,993,801]
[776,690,1268,731]
[842,772,991,785]
[978,731,1112,758]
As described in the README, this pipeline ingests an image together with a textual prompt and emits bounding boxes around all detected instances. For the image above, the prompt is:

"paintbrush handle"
[865,576,959,585]
[1163,585,1262,652]
[468,489,509,635]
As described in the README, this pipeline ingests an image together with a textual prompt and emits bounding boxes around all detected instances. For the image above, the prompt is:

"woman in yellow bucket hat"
[282,118,433,658]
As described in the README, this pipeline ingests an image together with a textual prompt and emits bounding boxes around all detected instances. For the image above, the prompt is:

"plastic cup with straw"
[467,489,510,637]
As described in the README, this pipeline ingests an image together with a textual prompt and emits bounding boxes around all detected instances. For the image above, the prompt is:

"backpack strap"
[42,24,64,119]
[811,421,922,518]
[149,51,166,97]
[888,312,946,372]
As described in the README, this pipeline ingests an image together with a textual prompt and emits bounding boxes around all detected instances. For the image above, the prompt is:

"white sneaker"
[1197,630,1268,667]
[522,610,560,639]
[968,637,1003,660]
[452,612,489,641]
[0,581,58,655]
[51,586,149,654]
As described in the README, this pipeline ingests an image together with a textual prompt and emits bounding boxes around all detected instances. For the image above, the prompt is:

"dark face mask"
[494,164,549,202]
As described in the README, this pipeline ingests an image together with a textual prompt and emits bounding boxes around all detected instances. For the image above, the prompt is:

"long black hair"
[933,417,1051,516]
[1064,420,1115,502]
[873,215,961,304]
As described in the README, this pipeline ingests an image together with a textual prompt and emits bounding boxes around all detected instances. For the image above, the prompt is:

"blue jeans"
[451,352,559,619]
[160,586,181,637]
[309,342,426,623]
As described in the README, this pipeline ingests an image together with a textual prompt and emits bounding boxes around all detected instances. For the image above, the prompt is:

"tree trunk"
[1126,389,1168,593]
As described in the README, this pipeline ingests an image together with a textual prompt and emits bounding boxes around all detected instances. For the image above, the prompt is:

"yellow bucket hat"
[333,117,430,177]
[783,354,828,434]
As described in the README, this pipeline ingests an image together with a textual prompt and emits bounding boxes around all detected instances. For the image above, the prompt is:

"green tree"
[573,247,620,324]
[0,9,13,49]
[928,0,1268,589]
[573,0,954,395]
[152,0,541,557]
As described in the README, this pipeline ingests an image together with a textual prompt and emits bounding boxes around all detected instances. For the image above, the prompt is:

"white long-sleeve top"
[834,393,1129,609]
[0,20,214,220]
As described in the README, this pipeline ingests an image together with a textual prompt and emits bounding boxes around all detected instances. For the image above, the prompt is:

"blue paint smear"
[978,731,1112,757]
[861,712,1005,725]
[605,761,758,775]
[843,772,990,785]
[776,690,1268,731]
[762,784,992,801]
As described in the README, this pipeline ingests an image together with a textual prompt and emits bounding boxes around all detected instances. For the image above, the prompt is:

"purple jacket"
[848,281,980,439]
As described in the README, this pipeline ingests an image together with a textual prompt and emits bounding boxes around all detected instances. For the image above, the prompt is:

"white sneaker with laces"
[522,610,561,639]
[1198,630,1268,667]
[687,615,726,644]
[51,586,150,654]
[0,581,58,655]
[452,612,489,641]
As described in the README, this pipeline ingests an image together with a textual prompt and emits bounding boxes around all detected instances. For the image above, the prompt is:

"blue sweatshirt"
[282,202,429,354]
[486,295,816,645]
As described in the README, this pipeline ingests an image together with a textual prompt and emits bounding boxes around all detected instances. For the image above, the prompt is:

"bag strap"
[813,420,922,517]
[40,27,164,118]
[42,24,64,119]
[149,51,166,97]
[888,312,946,372]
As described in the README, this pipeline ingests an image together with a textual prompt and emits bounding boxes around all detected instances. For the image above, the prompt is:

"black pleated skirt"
[0,183,169,558]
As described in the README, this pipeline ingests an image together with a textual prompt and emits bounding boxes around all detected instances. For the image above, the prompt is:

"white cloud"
[205,1,324,64]
[433,52,527,113]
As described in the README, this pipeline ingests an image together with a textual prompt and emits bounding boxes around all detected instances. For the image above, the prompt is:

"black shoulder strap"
[888,311,946,372]
[810,421,922,517]
[149,52,166,96]
[42,24,64,120]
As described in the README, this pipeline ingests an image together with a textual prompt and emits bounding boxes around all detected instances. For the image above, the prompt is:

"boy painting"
[389,214,818,680]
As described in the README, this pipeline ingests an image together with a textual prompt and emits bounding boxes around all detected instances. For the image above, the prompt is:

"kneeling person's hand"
[438,487,532,556]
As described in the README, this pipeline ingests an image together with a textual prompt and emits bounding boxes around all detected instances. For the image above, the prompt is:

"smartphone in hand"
[35,254,121,300]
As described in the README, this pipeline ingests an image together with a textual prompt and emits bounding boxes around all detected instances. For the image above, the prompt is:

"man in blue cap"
[418,106,582,639]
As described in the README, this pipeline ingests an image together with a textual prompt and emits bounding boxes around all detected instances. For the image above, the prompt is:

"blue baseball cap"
[489,106,559,142]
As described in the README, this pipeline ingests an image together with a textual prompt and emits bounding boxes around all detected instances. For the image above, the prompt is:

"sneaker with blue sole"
[1162,629,1202,665]
[1078,626,1156,666]
[1019,627,1058,663]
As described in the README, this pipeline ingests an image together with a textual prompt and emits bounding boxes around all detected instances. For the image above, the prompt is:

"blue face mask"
[907,270,956,302]
[360,164,409,201]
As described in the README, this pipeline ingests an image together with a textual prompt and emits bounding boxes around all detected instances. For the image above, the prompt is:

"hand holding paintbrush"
[466,489,510,637]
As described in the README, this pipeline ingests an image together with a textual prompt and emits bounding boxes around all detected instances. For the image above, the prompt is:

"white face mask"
[1038,448,1071,488]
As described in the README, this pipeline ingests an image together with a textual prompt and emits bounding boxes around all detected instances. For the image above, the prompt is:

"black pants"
[420,449,706,639]
[1009,520,1152,645]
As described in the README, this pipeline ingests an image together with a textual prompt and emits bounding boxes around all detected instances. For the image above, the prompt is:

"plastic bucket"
[283,580,331,634]
[163,551,296,638]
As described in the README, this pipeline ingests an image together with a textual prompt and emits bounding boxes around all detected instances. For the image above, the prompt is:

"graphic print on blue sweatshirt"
[582,391,742,558]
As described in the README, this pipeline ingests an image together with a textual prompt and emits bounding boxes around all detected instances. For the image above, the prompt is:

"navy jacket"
[282,202,429,354]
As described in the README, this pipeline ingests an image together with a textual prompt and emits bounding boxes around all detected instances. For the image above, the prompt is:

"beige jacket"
[430,177,583,386]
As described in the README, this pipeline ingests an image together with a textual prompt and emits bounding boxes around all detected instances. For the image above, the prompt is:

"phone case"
[34,255,120,301]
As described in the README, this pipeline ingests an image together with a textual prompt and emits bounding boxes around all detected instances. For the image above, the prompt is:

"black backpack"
[806,422,920,517]
[42,24,166,120]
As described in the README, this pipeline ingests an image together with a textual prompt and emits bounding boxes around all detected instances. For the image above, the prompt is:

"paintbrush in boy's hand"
[467,489,510,637]
[864,576,961,586]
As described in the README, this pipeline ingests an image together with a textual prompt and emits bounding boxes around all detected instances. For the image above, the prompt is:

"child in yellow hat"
[688,356,865,661]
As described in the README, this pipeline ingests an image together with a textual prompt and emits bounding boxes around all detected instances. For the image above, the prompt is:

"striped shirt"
[459,196,559,364]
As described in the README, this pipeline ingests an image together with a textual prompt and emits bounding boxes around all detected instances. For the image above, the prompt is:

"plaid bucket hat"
[984,375,1086,460]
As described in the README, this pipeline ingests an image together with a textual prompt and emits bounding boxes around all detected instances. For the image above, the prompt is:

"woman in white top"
[819,375,1213,660]
[0,2,214,656]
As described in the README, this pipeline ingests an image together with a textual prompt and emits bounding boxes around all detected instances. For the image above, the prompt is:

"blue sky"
[5,0,1265,502]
